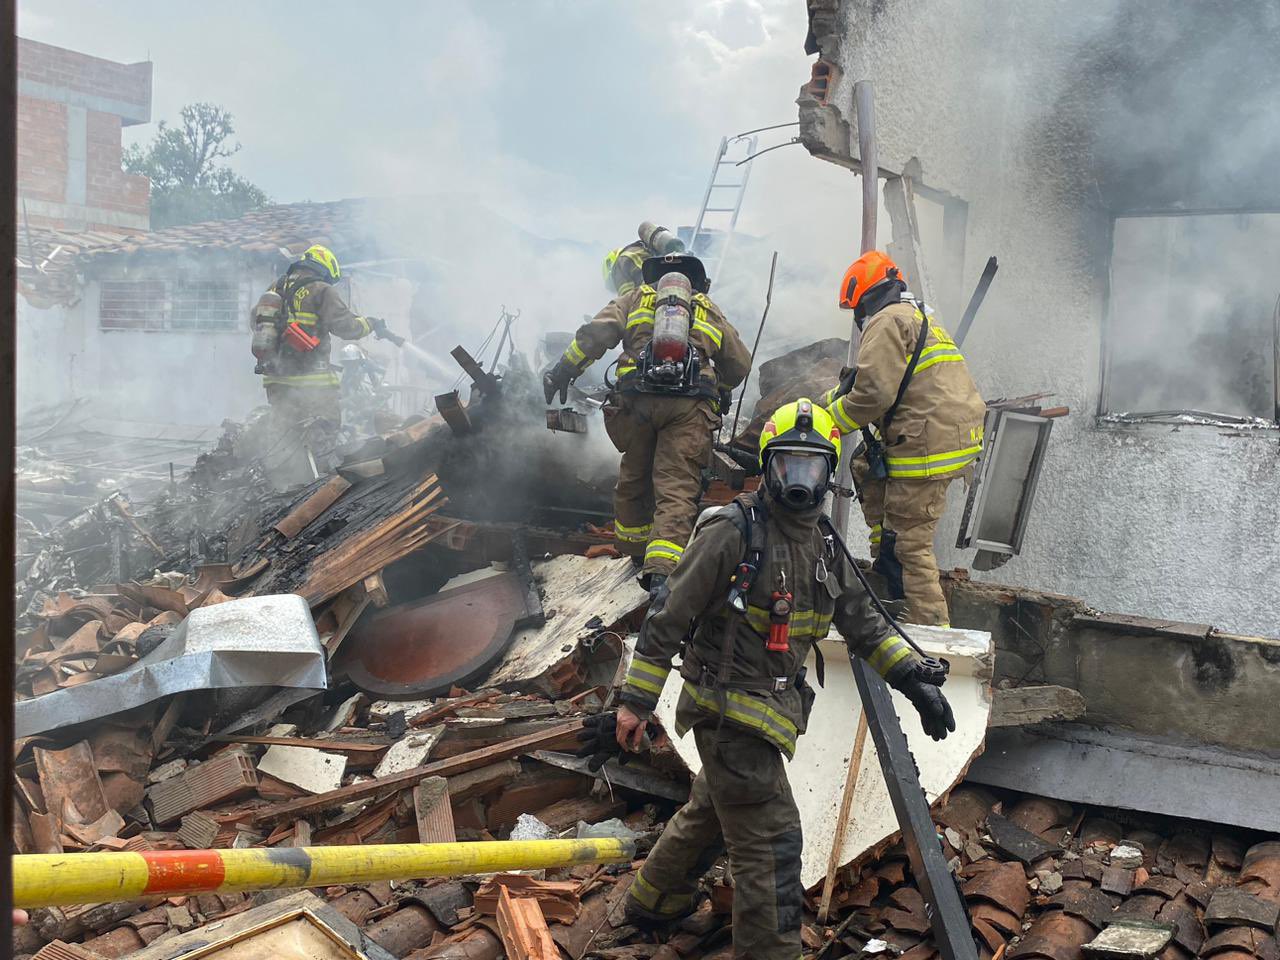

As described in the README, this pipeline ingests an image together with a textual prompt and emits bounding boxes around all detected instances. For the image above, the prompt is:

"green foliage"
[124,103,270,228]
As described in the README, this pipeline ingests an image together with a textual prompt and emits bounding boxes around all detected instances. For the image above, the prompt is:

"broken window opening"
[1100,212,1280,425]
[100,277,244,333]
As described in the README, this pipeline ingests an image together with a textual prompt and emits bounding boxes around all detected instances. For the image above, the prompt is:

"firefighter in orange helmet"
[821,251,986,625]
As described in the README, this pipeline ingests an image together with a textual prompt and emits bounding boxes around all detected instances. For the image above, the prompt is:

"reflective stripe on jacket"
[821,300,985,480]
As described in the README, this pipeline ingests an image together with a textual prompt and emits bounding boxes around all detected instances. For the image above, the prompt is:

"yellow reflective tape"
[630,872,661,908]
[914,352,964,374]
[356,316,373,336]
[625,675,664,696]
[646,539,684,557]
[628,871,691,916]
[614,520,652,542]
[617,281,636,296]
[868,636,910,674]
[262,373,341,386]
[628,658,670,683]
[565,339,587,365]
[886,443,984,467]
[828,397,860,434]
[626,310,655,329]
[692,319,723,348]
[682,684,797,753]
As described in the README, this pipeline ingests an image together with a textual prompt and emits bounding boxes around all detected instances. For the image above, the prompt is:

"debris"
[1110,845,1145,869]
[577,818,640,842]
[177,812,219,850]
[1102,866,1136,896]
[16,594,327,737]
[530,750,689,802]
[496,885,560,960]
[1037,870,1064,895]
[1083,920,1176,959]
[413,777,457,844]
[987,812,1061,865]
[511,814,555,841]
[989,685,1087,727]
[257,745,348,794]
[546,408,589,434]
[341,570,543,699]
[274,474,352,539]
[1204,888,1280,930]
[148,751,259,824]
[374,727,446,778]
[476,874,581,924]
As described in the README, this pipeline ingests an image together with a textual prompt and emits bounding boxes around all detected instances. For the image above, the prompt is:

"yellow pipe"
[14,838,635,909]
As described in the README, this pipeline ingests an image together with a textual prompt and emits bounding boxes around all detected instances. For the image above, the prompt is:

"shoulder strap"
[880,304,932,439]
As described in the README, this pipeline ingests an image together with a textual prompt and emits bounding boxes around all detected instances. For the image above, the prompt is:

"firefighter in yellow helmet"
[585,398,953,960]
[545,253,751,595]
[249,244,396,485]
[602,221,686,297]
[821,251,986,626]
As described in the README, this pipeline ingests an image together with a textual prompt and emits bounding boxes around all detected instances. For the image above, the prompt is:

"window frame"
[1098,208,1280,427]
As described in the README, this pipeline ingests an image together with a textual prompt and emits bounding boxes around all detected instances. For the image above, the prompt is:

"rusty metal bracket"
[850,655,979,960]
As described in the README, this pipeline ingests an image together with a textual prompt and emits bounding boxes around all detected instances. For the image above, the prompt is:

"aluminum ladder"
[689,134,758,285]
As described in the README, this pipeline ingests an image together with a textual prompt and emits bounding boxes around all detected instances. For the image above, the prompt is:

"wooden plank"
[413,777,456,844]
[274,475,352,539]
[252,718,584,824]
[884,175,935,305]
[496,885,559,960]
[989,685,1086,728]
[363,573,389,608]
[818,710,869,923]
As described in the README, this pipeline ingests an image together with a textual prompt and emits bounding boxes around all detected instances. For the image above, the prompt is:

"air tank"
[651,272,692,365]
[638,221,686,256]
[250,290,284,360]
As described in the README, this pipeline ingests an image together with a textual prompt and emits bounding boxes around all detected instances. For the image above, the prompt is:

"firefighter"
[544,253,751,594]
[589,398,955,960]
[249,245,394,484]
[822,251,986,626]
[602,221,686,297]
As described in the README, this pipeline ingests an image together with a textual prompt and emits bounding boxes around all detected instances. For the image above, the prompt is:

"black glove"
[542,359,576,406]
[896,668,956,741]
[576,710,657,771]
[369,317,405,347]
[718,388,734,416]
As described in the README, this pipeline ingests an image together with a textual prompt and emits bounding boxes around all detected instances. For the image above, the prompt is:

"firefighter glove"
[576,710,656,771]
[718,388,734,416]
[369,317,405,346]
[895,667,956,741]
[543,358,576,406]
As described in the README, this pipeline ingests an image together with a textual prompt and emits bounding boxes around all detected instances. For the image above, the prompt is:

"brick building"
[16,37,152,233]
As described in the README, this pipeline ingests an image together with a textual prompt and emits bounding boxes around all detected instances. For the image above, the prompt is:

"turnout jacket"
[255,272,373,389]
[561,286,752,397]
[619,496,922,757]
[822,300,986,480]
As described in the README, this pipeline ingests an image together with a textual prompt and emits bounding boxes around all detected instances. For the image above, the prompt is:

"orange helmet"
[839,251,903,310]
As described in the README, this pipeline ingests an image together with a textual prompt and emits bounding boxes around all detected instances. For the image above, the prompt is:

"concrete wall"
[803,0,1280,636]
[16,37,152,232]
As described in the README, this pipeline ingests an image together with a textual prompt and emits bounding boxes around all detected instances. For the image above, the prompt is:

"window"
[1102,213,1280,422]
[99,278,244,332]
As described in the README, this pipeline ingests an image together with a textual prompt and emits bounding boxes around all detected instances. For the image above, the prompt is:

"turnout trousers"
[852,457,965,626]
[603,393,717,577]
[260,383,343,489]
[628,725,803,960]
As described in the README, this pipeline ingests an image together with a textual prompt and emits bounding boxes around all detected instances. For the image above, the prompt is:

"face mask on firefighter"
[765,449,832,511]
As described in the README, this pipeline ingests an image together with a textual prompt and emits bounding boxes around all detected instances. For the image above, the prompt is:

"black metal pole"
[728,251,777,443]
[851,657,978,960]
[953,256,998,348]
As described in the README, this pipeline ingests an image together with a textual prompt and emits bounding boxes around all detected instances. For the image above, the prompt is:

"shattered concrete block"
[1083,920,1175,959]
[372,726,445,779]
[1036,870,1064,895]
[258,745,348,794]
[148,752,258,824]
[1110,845,1145,869]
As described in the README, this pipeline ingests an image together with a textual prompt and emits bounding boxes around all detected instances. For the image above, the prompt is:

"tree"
[124,102,270,228]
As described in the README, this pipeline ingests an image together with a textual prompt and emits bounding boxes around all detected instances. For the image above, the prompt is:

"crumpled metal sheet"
[16,594,326,737]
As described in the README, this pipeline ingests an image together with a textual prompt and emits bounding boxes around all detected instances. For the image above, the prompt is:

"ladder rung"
[704,207,736,213]
[710,183,744,189]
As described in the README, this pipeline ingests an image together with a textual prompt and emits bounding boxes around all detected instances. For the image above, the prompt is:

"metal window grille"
[100,279,244,332]
[100,280,168,331]
[171,279,241,331]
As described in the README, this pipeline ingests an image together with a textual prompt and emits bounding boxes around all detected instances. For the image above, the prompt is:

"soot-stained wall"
[803,0,1280,636]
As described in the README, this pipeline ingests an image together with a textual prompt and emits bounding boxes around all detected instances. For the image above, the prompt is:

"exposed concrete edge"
[969,723,1280,833]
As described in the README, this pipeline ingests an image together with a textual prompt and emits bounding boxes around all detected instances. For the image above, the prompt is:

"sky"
[17,0,864,307]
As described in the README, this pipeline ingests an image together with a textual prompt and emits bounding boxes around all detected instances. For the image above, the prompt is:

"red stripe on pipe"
[141,850,227,894]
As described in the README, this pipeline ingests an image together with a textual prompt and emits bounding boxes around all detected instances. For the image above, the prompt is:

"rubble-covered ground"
[12,351,1280,960]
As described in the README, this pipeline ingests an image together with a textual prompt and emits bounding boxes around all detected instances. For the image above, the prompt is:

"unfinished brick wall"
[15,37,152,233]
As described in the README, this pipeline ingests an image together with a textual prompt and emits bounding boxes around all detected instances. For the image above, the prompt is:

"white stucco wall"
[813,0,1280,636]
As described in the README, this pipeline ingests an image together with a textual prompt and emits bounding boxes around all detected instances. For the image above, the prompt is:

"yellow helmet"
[300,244,341,282]
[758,398,841,511]
[759,398,841,467]
[602,248,622,290]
